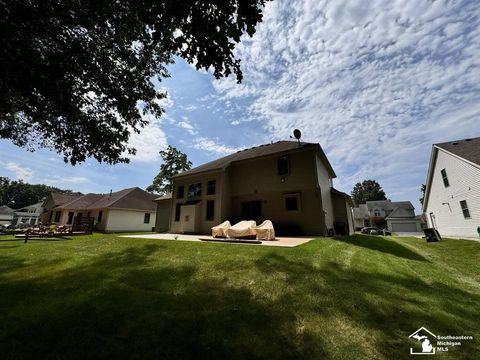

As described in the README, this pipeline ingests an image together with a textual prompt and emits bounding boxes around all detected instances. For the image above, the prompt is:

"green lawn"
[0,233,479,359]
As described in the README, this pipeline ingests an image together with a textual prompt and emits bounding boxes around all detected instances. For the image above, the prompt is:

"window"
[48,211,53,222]
[67,212,74,225]
[241,201,262,221]
[277,156,289,175]
[54,211,61,222]
[373,209,381,217]
[177,185,185,199]
[207,180,216,195]
[460,200,471,219]
[144,213,151,224]
[98,211,103,223]
[77,212,83,218]
[441,169,450,187]
[284,193,301,212]
[206,200,215,221]
[175,204,181,222]
[188,183,202,198]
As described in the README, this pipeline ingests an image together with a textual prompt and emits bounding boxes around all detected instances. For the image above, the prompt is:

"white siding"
[315,155,334,230]
[425,149,480,238]
[105,209,156,232]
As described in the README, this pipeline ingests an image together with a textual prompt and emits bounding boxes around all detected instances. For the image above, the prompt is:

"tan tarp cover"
[225,220,257,238]
[211,220,231,238]
[255,220,276,240]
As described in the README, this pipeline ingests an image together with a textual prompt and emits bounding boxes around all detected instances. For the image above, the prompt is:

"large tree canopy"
[0,177,73,209]
[147,145,192,195]
[351,179,387,206]
[0,0,267,165]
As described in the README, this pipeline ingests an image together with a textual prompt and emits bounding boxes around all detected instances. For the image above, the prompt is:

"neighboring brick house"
[41,187,157,232]
[161,141,354,236]
[423,137,480,239]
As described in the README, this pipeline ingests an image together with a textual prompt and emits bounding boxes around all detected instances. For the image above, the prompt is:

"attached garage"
[391,222,419,233]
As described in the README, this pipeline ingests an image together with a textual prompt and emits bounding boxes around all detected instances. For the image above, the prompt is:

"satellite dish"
[293,129,301,140]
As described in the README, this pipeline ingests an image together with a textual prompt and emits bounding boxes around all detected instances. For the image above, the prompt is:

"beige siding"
[316,155,334,231]
[105,209,156,232]
[425,149,480,238]
[170,172,222,234]
[154,200,171,232]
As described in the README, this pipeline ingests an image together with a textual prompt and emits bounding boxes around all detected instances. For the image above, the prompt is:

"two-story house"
[423,137,480,239]
[353,200,422,232]
[163,141,354,236]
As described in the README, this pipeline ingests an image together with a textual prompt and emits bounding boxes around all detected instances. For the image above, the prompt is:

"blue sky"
[1,0,480,213]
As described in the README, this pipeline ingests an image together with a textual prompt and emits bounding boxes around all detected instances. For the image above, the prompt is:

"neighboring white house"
[0,205,14,225]
[353,200,422,232]
[11,201,44,226]
[41,187,158,232]
[423,137,480,239]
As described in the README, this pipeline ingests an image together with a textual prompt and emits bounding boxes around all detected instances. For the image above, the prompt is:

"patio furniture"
[225,220,257,239]
[255,220,276,240]
[211,220,231,238]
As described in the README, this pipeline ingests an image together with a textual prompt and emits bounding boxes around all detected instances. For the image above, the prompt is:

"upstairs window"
[460,200,471,219]
[441,169,449,188]
[277,156,290,175]
[373,209,381,217]
[177,185,185,199]
[144,213,151,224]
[207,180,216,195]
[188,183,202,198]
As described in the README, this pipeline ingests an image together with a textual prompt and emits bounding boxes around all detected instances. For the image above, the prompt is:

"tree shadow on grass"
[256,253,480,359]
[331,235,427,261]
[0,245,326,360]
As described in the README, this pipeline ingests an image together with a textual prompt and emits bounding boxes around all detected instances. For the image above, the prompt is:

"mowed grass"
[0,233,479,359]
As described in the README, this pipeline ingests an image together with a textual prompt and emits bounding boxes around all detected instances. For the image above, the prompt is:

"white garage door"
[392,223,418,232]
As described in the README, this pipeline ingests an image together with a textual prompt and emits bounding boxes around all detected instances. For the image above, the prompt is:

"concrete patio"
[120,233,316,247]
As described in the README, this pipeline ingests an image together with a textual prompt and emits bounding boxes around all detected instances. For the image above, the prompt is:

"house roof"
[435,137,480,166]
[0,205,14,214]
[331,188,354,207]
[385,206,415,219]
[55,187,157,211]
[51,192,84,206]
[366,200,414,212]
[154,193,172,201]
[172,141,336,179]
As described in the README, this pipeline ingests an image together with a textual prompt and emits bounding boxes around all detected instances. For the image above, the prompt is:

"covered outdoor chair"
[255,220,276,240]
[211,220,231,238]
[225,220,257,239]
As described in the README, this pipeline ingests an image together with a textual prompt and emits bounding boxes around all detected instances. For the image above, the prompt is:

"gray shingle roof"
[51,192,84,206]
[55,187,157,211]
[435,137,480,166]
[0,205,14,214]
[173,141,336,179]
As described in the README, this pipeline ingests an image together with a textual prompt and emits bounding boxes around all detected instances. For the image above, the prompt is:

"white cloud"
[212,0,480,210]
[42,176,90,185]
[127,112,168,162]
[191,137,243,156]
[4,162,34,181]
[177,119,198,135]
